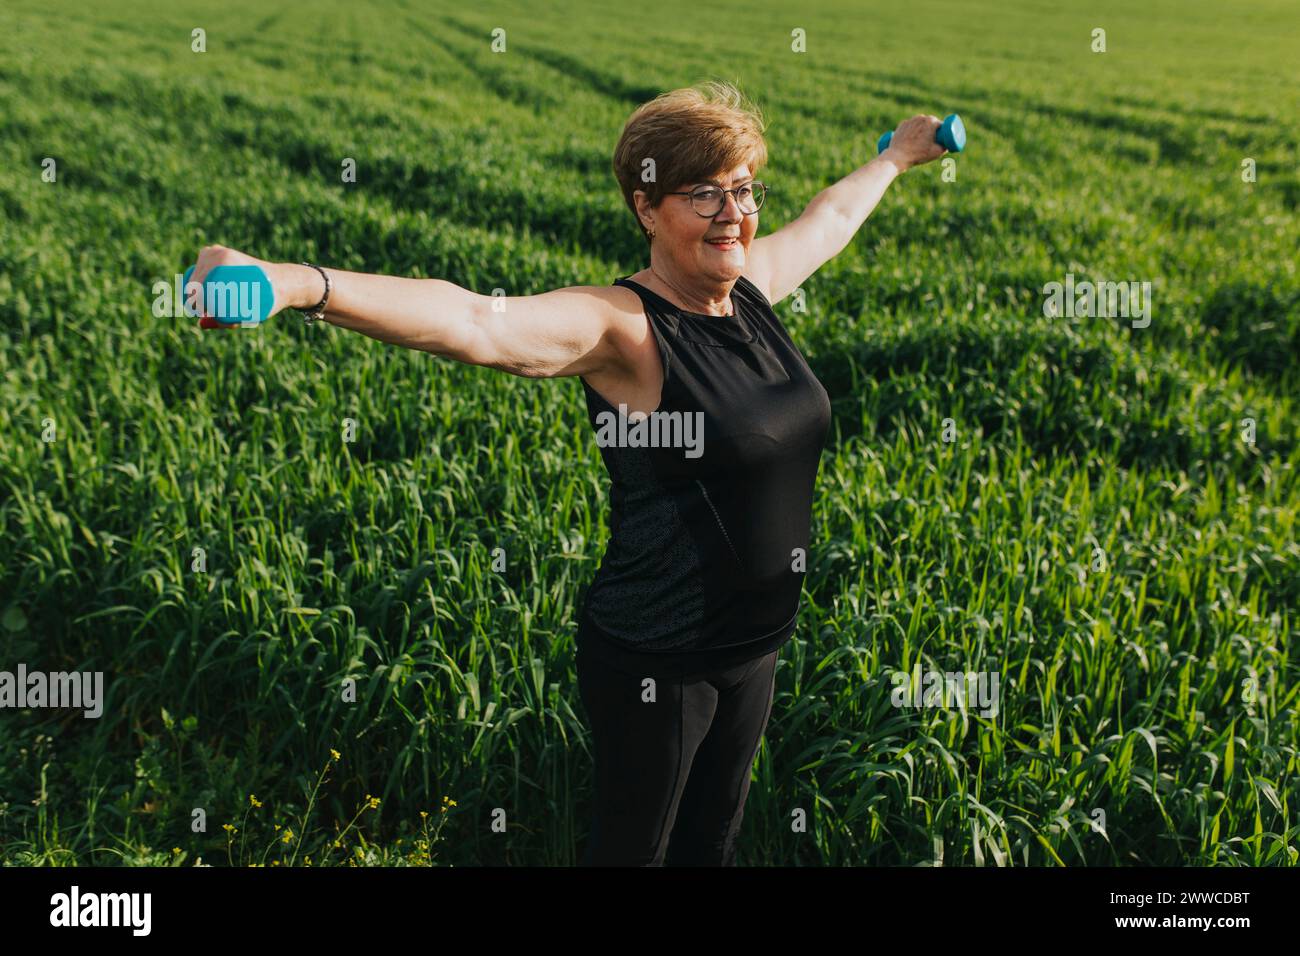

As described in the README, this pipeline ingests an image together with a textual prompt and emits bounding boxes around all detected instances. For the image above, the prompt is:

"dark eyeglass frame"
[664,180,767,218]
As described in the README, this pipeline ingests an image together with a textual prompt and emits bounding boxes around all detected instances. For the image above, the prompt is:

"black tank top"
[576,273,832,677]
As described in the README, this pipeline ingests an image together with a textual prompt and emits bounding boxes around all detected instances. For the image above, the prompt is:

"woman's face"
[636,163,758,283]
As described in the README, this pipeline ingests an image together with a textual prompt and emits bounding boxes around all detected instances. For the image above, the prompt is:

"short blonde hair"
[612,80,768,244]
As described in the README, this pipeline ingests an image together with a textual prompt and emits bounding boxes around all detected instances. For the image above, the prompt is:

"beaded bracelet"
[299,262,332,324]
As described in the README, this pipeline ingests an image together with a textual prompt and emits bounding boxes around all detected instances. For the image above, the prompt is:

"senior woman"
[187,80,947,866]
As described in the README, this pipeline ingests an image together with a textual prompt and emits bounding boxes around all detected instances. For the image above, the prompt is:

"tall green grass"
[0,0,1296,865]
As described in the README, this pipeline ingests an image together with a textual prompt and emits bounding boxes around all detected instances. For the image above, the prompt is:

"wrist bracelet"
[300,262,331,324]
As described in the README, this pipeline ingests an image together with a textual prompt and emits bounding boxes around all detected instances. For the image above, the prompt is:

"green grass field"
[1,0,1297,866]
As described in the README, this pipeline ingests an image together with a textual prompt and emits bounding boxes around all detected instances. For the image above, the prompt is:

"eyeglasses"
[665,181,767,218]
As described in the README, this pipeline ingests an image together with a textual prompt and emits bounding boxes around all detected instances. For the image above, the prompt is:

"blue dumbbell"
[183,263,274,328]
[877,113,966,154]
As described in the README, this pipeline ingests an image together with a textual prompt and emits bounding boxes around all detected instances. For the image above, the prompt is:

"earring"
[648,228,656,239]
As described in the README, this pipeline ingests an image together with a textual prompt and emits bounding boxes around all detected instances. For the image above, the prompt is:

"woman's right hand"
[187,245,321,329]
[880,114,948,171]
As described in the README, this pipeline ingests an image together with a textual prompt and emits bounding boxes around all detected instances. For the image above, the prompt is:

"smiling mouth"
[705,237,739,248]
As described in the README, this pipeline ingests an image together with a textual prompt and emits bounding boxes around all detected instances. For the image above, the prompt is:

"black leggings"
[575,645,779,866]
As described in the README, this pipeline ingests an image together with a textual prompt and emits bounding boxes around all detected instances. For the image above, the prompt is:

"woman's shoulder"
[732,272,804,352]
[732,272,772,309]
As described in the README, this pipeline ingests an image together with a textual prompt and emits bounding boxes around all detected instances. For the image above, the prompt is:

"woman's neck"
[644,264,734,316]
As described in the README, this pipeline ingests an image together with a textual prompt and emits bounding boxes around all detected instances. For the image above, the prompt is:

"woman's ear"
[632,189,656,236]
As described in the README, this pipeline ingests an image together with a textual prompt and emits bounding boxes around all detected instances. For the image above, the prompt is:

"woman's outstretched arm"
[743,113,949,307]
[186,245,641,379]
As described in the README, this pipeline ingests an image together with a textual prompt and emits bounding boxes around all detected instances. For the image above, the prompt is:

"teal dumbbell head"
[183,263,274,326]
[877,113,966,154]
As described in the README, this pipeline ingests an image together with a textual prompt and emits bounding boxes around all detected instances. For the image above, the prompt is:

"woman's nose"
[714,192,744,221]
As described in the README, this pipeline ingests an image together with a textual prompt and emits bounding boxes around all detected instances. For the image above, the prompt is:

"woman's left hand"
[880,114,948,171]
